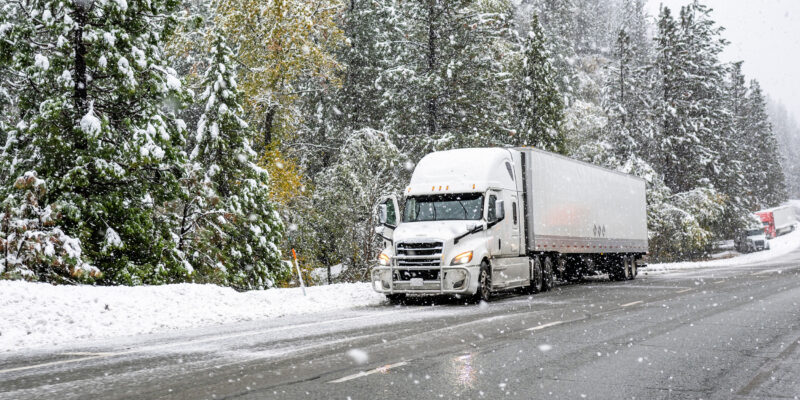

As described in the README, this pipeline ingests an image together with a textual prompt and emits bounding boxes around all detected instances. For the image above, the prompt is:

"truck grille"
[393,269,440,281]
[755,240,765,246]
[395,241,443,267]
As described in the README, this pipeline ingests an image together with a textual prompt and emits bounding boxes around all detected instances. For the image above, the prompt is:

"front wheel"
[472,261,492,303]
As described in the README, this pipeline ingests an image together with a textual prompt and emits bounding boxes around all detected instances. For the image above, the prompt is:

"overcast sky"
[645,0,800,118]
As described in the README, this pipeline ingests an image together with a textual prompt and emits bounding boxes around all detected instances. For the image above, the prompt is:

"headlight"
[378,252,391,266]
[450,251,473,265]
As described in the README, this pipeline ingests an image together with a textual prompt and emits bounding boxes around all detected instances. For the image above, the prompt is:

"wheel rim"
[480,269,490,299]
[630,259,637,277]
[623,257,630,279]
[544,258,553,288]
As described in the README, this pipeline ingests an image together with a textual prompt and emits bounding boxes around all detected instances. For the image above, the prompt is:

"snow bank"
[0,282,385,351]
[643,228,800,274]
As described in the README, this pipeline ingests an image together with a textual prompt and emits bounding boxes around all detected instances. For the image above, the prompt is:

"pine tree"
[179,32,285,289]
[510,14,565,152]
[383,0,515,153]
[0,0,189,284]
[652,3,728,194]
[746,80,786,207]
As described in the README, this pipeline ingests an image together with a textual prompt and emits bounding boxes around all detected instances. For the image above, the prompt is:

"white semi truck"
[371,147,648,303]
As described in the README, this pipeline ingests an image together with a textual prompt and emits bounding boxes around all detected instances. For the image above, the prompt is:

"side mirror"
[495,200,505,222]
[378,204,388,225]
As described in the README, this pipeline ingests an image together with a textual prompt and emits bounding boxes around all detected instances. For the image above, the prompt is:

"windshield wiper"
[454,224,484,245]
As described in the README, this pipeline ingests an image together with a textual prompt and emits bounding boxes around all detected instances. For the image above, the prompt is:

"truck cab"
[372,148,526,302]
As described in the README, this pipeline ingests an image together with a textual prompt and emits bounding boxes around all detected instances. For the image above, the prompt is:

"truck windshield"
[403,193,484,222]
[747,229,764,236]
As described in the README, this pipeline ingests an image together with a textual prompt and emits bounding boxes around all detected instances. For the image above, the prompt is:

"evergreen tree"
[0,0,189,284]
[383,0,515,153]
[510,14,565,152]
[179,32,285,289]
[746,80,786,207]
[652,3,728,193]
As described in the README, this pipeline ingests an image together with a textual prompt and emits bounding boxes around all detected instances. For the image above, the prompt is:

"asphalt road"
[2,249,800,400]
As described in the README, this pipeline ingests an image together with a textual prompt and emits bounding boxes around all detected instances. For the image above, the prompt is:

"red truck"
[756,206,796,238]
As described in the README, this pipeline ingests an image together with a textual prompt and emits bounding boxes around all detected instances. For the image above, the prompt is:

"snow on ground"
[0,281,385,352]
[643,227,800,274]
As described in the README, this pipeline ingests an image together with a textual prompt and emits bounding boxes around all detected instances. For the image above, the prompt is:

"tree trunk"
[73,4,88,150]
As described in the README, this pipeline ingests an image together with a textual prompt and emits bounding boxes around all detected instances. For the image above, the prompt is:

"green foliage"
[178,32,286,289]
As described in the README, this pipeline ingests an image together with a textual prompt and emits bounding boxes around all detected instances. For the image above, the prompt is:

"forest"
[0,0,798,287]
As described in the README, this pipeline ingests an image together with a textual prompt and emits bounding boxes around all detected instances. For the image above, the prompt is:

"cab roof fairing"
[403,148,517,197]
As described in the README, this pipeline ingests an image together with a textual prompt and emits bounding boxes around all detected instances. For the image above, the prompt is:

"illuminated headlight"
[450,251,473,265]
[378,252,391,266]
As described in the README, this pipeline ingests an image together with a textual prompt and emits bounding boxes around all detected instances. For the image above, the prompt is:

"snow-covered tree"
[509,14,565,152]
[0,172,100,281]
[179,32,285,289]
[315,128,406,280]
[382,0,515,152]
[652,3,728,193]
[0,0,189,284]
[745,80,786,207]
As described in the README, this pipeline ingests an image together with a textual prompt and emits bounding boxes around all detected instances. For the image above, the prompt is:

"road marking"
[620,301,643,307]
[675,288,692,294]
[526,320,564,331]
[751,269,781,276]
[0,354,121,374]
[329,361,409,383]
[713,280,725,284]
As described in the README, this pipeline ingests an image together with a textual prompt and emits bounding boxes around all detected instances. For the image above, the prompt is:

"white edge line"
[675,288,692,294]
[751,269,781,276]
[620,300,643,307]
[526,320,564,331]
[0,354,118,374]
[329,361,409,383]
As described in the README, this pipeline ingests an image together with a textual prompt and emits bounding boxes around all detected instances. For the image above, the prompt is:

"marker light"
[450,251,473,265]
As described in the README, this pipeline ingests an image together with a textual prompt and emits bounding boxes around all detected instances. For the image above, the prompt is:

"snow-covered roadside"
[643,227,800,274]
[0,281,385,352]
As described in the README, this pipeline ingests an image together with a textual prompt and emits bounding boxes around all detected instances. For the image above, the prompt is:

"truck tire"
[610,256,630,281]
[472,261,492,303]
[542,256,555,291]
[628,256,637,280]
[386,293,406,305]
[526,257,543,294]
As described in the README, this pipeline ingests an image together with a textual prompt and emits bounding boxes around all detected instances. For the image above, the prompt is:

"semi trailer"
[756,206,796,238]
[371,147,648,303]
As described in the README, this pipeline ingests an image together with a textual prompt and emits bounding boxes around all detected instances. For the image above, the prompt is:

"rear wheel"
[610,256,630,281]
[542,256,555,291]
[526,257,543,294]
[628,257,637,280]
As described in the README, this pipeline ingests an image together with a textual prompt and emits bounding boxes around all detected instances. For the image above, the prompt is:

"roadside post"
[292,249,307,296]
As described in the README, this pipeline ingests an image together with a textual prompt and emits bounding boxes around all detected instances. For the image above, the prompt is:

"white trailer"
[771,205,796,236]
[372,147,648,303]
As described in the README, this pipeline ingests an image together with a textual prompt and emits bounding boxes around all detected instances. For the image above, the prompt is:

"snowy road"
[2,247,800,399]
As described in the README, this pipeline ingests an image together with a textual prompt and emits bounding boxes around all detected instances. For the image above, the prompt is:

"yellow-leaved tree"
[216,0,344,147]
[215,0,345,285]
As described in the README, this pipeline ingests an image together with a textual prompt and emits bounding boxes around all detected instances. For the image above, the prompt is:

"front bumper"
[371,266,474,294]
